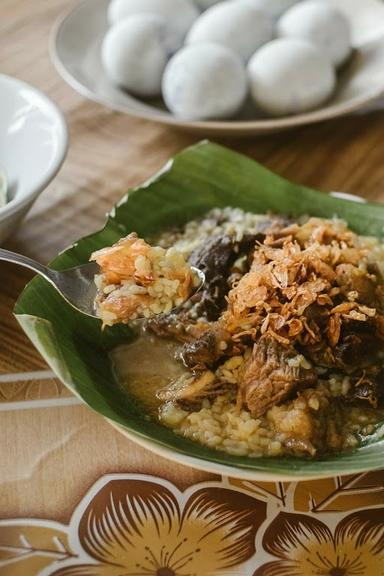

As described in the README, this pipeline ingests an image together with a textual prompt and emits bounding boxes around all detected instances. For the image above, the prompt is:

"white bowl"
[0,74,68,244]
[51,0,384,136]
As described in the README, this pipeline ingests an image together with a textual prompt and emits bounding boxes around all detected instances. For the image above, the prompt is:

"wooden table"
[2,2,384,575]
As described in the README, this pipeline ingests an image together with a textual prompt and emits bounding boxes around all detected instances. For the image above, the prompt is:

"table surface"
[2,2,384,575]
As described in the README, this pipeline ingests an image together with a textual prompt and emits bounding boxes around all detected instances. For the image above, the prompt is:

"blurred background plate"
[51,0,384,135]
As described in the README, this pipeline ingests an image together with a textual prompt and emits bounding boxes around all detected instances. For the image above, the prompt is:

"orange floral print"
[253,508,384,576]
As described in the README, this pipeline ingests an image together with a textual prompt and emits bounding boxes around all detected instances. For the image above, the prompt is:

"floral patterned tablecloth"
[1,369,383,576]
[2,0,384,572]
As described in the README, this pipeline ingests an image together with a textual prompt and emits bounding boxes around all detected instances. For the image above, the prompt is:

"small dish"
[15,141,384,481]
[50,0,384,136]
[0,74,68,244]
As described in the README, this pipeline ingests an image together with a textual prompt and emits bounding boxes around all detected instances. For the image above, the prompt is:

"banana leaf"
[15,141,384,479]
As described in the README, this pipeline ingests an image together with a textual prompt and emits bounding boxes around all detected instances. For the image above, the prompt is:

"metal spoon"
[0,248,205,319]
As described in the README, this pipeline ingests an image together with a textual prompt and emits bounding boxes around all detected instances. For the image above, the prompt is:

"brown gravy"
[111,332,187,417]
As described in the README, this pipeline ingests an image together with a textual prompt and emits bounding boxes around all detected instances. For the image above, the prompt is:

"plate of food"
[51,0,384,135]
[15,141,384,480]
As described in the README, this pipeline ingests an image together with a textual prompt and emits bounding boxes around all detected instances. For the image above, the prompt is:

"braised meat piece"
[306,321,379,372]
[178,321,236,369]
[148,217,290,338]
[157,370,230,409]
[189,233,258,321]
[179,331,219,369]
[346,368,384,408]
[242,335,317,417]
[334,328,378,369]
[146,233,257,338]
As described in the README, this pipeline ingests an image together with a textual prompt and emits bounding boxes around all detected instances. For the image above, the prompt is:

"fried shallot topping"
[222,218,384,363]
[156,216,384,426]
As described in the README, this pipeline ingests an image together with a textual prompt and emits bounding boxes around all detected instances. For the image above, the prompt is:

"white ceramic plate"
[51,0,384,135]
[0,74,68,243]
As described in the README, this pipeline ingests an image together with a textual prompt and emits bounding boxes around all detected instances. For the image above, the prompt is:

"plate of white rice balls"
[51,0,384,135]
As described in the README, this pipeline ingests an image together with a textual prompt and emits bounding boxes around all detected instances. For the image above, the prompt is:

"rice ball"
[101,15,168,97]
[242,0,301,19]
[247,38,336,116]
[162,43,247,120]
[277,0,351,67]
[195,0,221,8]
[186,0,273,62]
[108,0,199,54]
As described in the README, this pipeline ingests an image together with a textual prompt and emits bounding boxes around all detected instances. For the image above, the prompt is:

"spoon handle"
[0,248,55,283]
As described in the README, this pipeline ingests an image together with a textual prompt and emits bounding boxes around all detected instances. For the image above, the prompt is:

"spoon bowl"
[0,248,205,319]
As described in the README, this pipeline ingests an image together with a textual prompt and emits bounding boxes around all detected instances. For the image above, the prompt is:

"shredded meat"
[157,370,224,406]
[242,335,317,417]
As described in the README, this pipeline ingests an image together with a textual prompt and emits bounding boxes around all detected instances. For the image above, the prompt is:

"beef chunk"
[335,331,377,368]
[147,217,289,336]
[242,335,318,417]
[179,331,219,369]
[178,323,235,369]
[306,322,379,372]
[189,233,257,320]
[346,368,384,408]
[146,233,258,337]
